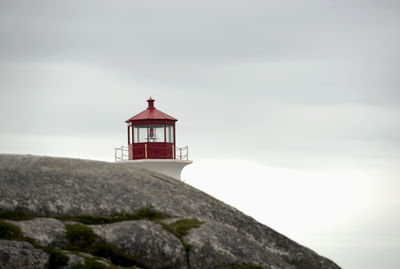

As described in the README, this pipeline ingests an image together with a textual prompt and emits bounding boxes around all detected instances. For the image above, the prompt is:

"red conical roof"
[125,98,177,122]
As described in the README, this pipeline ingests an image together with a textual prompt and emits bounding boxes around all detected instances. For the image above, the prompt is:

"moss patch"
[58,206,167,225]
[1,210,202,268]
[65,217,203,267]
[159,218,204,252]
[65,223,146,268]
[133,206,167,220]
[0,209,38,221]
[0,220,70,269]
[66,224,97,251]
[161,218,203,238]
[46,248,70,269]
[1,206,166,224]
[0,220,23,240]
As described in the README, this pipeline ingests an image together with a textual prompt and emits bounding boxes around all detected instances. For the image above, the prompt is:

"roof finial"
[147,97,155,109]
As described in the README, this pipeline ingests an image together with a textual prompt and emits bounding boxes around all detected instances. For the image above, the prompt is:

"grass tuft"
[161,218,204,238]
[58,206,167,225]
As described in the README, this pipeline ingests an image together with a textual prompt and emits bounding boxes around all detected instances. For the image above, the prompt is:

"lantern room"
[125,98,177,160]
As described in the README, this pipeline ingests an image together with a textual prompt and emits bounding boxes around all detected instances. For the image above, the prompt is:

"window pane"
[166,125,174,143]
[134,125,148,143]
[129,126,133,144]
[148,124,165,143]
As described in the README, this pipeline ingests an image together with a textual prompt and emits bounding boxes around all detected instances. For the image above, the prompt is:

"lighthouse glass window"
[134,125,148,143]
[148,125,165,142]
[166,125,174,143]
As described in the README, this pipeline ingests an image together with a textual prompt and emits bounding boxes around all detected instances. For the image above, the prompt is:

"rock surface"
[0,240,49,269]
[9,218,66,247]
[186,220,290,269]
[91,220,187,269]
[62,251,86,268]
[0,154,341,269]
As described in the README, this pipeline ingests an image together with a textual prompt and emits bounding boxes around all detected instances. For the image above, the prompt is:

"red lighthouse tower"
[116,97,191,180]
[125,97,177,160]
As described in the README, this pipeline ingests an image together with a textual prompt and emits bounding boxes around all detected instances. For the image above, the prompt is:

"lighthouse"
[115,98,192,180]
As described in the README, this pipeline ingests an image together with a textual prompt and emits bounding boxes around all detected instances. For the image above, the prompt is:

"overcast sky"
[1,1,399,268]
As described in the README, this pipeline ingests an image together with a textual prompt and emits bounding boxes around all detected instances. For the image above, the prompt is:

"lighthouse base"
[118,159,192,180]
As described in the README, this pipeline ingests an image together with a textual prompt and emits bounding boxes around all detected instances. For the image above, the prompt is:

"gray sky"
[1,1,399,268]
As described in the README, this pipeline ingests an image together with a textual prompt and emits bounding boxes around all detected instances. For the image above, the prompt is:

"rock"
[9,218,66,247]
[91,220,187,269]
[61,251,85,268]
[0,154,341,269]
[0,239,49,269]
[71,252,113,267]
[60,251,118,268]
[186,220,291,269]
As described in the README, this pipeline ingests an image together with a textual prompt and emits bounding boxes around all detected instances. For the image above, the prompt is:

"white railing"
[175,146,189,160]
[115,145,189,162]
[115,146,129,162]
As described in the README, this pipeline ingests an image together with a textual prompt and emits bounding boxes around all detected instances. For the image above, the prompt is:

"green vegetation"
[64,217,204,266]
[1,206,166,224]
[90,241,141,267]
[66,224,97,250]
[161,218,203,238]
[159,218,204,251]
[0,220,23,240]
[217,264,263,269]
[58,206,167,225]
[0,209,38,221]
[0,220,70,268]
[22,236,42,248]
[1,209,204,268]
[133,206,167,220]
[46,248,70,269]
[65,223,145,268]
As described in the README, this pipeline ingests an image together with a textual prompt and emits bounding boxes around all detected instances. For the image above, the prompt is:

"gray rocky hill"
[0,154,341,269]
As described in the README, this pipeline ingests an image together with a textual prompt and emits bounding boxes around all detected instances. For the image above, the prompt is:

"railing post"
[180,148,182,160]
[145,144,147,159]
[186,146,189,160]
